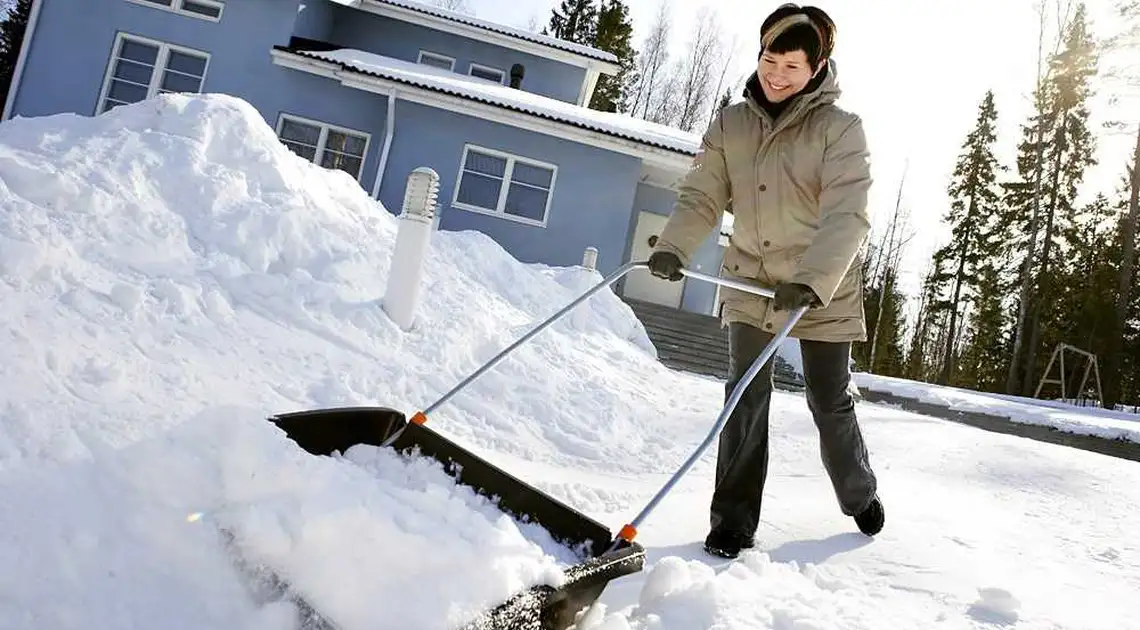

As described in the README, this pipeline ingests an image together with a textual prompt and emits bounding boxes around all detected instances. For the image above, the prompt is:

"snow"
[855,373,1140,443]
[289,47,701,156]
[1,93,1138,630]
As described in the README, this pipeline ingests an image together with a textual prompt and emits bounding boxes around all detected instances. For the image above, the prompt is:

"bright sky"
[466,0,1136,307]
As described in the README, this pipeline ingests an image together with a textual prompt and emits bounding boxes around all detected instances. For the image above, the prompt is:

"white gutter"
[1,0,45,121]
[370,88,396,199]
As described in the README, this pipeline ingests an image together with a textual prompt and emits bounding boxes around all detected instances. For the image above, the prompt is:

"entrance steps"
[623,297,804,390]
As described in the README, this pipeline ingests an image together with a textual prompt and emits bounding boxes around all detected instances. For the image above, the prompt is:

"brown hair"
[759,3,836,68]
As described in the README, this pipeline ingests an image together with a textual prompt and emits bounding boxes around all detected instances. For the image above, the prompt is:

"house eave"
[354,0,621,75]
[269,48,692,173]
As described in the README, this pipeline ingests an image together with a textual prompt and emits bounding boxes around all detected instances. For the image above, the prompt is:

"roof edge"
[355,0,622,72]
[269,46,696,167]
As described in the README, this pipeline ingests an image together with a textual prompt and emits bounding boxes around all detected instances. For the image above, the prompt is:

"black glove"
[772,282,821,311]
[647,250,683,281]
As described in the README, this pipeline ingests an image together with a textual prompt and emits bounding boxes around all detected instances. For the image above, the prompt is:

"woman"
[647,3,884,559]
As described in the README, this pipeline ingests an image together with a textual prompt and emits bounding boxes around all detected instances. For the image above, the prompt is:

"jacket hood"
[744,57,842,125]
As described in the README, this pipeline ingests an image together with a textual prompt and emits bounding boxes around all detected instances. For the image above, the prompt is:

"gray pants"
[709,322,878,536]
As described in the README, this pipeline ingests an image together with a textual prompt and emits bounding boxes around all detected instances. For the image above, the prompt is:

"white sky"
[464,0,1137,306]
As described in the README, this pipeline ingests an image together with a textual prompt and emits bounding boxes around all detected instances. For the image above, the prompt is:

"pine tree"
[1001,3,1099,395]
[1029,194,1117,402]
[867,266,908,377]
[1021,5,1099,394]
[589,0,637,113]
[929,90,1005,385]
[957,260,1008,391]
[906,255,949,382]
[1105,128,1139,408]
[0,0,31,109]
[544,0,598,45]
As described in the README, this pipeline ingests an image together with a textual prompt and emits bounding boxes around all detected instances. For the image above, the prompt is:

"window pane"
[418,54,452,70]
[463,151,506,177]
[470,66,503,82]
[320,151,363,177]
[136,0,174,8]
[504,183,548,222]
[510,162,552,189]
[120,40,159,65]
[113,58,154,85]
[180,0,221,18]
[279,119,321,146]
[165,50,207,78]
[456,172,502,210]
[281,140,317,162]
[107,79,150,104]
[160,69,203,93]
[324,131,367,157]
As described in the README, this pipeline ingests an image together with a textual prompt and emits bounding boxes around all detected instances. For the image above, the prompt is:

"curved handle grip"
[675,267,775,300]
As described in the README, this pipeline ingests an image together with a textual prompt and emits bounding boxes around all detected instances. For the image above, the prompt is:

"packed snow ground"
[1,94,1137,630]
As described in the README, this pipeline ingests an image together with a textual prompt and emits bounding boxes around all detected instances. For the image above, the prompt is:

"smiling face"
[757,49,820,103]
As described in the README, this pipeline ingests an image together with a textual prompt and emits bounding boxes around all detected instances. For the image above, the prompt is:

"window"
[127,0,224,21]
[417,50,455,71]
[275,114,370,181]
[97,34,209,114]
[452,146,556,227]
[468,63,504,84]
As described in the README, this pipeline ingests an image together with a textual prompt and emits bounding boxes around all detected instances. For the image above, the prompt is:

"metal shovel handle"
[418,260,776,418]
[383,257,805,550]
[610,301,806,550]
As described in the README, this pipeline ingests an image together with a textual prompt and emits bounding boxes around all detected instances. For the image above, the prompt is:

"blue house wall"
[6,0,716,316]
[321,4,587,104]
[631,182,726,315]
[294,0,336,40]
[9,0,301,119]
[378,99,641,273]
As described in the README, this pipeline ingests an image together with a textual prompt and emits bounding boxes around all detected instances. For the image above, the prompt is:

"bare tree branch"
[627,0,672,120]
[673,7,724,132]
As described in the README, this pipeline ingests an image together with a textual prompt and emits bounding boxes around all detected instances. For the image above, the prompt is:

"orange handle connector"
[616,523,638,543]
[410,411,428,425]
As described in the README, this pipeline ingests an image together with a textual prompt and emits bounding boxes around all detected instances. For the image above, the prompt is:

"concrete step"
[624,296,805,390]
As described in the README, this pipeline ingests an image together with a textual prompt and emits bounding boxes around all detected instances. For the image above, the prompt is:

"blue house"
[1,0,734,317]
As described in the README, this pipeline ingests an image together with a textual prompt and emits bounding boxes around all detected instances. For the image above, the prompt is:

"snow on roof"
[352,0,620,66]
[290,47,702,157]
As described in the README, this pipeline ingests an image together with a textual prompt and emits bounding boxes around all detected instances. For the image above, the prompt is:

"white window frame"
[124,0,224,22]
[95,33,211,115]
[451,144,557,228]
[274,113,372,182]
[468,63,505,84]
[416,50,455,71]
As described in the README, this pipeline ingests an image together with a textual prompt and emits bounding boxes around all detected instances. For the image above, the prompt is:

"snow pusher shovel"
[268,261,806,630]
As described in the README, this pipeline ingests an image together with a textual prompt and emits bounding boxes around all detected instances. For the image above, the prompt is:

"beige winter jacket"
[653,59,872,343]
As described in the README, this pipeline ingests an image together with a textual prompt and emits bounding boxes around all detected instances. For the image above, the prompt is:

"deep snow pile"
[0,93,657,629]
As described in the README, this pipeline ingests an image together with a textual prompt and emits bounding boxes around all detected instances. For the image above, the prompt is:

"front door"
[623,210,684,308]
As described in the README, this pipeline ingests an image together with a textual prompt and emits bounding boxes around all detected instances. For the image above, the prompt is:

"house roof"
[278,46,702,157]
[327,0,620,67]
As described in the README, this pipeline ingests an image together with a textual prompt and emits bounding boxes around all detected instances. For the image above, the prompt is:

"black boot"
[703,528,755,559]
[854,495,884,536]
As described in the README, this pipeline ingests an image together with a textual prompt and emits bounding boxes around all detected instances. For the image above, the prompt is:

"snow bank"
[0,93,662,629]
[0,406,569,629]
[854,373,1140,443]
